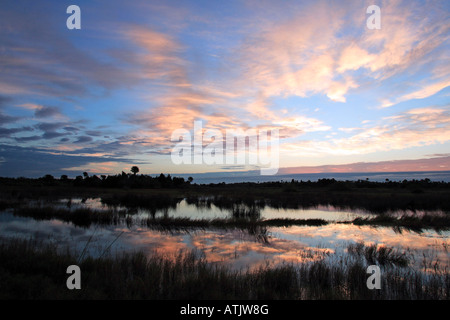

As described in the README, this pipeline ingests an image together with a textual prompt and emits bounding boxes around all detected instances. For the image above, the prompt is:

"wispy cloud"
[381,79,450,108]
[232,0,449,108]
[0,2,135,98]
[283,106,450,157]
[34,106,66,119]
[0,144,140,177]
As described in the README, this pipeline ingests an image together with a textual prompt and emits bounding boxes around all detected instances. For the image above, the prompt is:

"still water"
[1,198,448,273]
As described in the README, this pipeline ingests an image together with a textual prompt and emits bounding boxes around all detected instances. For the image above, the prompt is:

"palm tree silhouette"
[131,166,139,175]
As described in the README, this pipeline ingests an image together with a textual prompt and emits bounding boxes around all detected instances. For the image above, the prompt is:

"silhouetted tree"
[43,174,54,181]
[131,166,139,175]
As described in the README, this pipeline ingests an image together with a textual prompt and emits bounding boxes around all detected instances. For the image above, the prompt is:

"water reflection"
[1,209,448,273]
[54,197,374,221]
[271,224,449,270]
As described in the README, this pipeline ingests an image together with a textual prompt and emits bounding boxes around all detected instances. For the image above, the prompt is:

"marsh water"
[1,197,448,273]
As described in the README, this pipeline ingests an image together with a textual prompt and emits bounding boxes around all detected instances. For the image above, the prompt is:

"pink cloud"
[279,156,450,174]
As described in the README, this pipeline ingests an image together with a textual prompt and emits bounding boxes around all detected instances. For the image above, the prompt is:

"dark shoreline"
[2,174,450,213]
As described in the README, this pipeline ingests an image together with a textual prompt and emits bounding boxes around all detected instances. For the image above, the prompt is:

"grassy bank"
[0,238,448,300]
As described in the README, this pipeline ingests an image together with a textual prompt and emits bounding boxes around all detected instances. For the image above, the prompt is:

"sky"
[0,0,449,178]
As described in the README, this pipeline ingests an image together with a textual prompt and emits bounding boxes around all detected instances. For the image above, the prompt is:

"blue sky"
[0,0,449,177]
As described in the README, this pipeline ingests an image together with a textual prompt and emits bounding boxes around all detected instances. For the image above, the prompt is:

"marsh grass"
[12,206,130,227]
[350,214,450,232]
[142,216,328,229]
[347,242,411,267]
[100,193,182,211]
[0,238,448,300]
[141,216,330,243]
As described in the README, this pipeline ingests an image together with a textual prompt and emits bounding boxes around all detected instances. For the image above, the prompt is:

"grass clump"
[12,206,129,228]
[351,214,450,232]
[347,242,411,267]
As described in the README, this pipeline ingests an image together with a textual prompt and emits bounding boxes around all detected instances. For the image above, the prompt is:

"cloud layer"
[0,0,449,176]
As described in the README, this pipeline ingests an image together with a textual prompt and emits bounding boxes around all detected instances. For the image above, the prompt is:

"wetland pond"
[1,197,448,274]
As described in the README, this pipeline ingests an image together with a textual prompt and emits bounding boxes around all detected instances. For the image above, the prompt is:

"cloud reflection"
[0,210,448,271]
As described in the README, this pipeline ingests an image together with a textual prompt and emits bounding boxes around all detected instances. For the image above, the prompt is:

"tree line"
[0,166,194,189]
